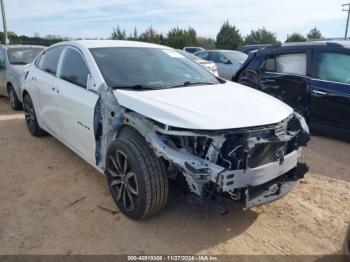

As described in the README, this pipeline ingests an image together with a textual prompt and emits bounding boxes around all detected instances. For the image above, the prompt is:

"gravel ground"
[0,97,349,255]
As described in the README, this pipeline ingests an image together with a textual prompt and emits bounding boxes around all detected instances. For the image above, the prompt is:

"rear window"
[7,47,44,65]
[317,52,350,84]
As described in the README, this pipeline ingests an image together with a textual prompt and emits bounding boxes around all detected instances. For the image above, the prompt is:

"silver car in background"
[195,50,247,81]
[0,45,44,110]
[183,46,205,54]
[177,50,218,76]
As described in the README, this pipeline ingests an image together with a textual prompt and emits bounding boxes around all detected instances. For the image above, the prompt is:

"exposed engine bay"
[95,100,310,210]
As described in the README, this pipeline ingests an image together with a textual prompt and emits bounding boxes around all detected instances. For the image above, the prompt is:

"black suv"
[236,41,350,140]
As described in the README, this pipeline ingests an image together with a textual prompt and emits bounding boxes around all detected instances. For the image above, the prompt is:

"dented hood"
[114,82,293,130]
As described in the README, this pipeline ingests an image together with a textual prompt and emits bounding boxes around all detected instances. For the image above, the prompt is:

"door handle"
[312,90,328,96]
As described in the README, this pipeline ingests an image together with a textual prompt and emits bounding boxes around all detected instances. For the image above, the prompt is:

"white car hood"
[114,82,293,130]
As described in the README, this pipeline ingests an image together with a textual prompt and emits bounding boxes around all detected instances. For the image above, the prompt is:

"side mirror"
[223,59,231,64]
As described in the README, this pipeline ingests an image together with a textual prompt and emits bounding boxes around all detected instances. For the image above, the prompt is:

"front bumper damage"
[244,162,309,208]
[118,111,310,210]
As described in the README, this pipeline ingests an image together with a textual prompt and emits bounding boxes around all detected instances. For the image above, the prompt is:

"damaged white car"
[22,40,310,219]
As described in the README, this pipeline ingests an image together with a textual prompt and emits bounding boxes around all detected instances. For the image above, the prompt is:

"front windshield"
[7,47,44,65]
[223,51,248,64]
[89,47,219,89]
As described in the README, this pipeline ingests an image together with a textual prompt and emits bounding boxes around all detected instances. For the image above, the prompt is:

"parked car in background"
[0,45,44,110]
[177,50,218,76]
[183,46,205,54]
[235,41,350,140]
[238,44,272,54]
[22,40,309,219]
[195,50,247,81]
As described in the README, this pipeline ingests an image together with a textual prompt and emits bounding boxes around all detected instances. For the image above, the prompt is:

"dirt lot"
[0,96,349,255]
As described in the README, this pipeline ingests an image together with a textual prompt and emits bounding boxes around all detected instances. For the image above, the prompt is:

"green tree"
[216,20,243,50]
[111,25,126,40]
[166,27,198,49]
[138,26,162,44]
[285,33,307,42]
[244,27,279,45]
[307,27,322,40]
[197,37,216,49]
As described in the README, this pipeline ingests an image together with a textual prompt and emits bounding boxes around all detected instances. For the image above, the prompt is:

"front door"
[209,52,233,80]
[310,50,350,138]
[54,47,99,164]
[259,52,310,117]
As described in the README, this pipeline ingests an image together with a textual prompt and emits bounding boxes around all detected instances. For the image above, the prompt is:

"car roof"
[262,40,350,51]
[200,49,243,53]
[241,44,271,48]
[54,40,171,50]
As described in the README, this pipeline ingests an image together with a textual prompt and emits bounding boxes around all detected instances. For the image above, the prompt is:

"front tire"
[8,86,22,111]
[23,94,45,137]
[106,136,168,219]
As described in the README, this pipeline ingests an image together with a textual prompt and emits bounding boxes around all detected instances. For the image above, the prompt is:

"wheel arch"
[115,124,144,141]
[6,82,13,94]
[22,89,29,100]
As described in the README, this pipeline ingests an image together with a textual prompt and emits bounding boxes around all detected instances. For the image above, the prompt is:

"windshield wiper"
[111,84,160,91]
[167,81,217,89]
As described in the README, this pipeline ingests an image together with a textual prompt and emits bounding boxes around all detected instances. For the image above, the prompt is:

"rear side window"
[317,52,350,84]
[196,52,209,60]
[265,53,307,76]
[34,51,44,67]
[39,46,64,75]
[60,48,89,88]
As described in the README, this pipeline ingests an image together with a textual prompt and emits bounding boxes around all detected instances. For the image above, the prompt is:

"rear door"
[309,49,350,137]
[31,46,65,135]
[55,46,99,164]
[259,51,311,117]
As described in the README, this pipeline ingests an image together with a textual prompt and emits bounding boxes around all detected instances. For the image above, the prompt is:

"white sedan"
[22,40,310,219]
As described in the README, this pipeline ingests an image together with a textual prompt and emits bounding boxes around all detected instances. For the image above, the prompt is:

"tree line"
[111,21,323,50]
[0,20,324,49]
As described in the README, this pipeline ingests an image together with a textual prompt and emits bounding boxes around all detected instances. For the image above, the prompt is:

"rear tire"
[106,136,168,219]
[8,86,22,111]
[23,94,46,137]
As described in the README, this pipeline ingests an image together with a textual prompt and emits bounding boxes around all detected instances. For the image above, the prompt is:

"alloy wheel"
[23,96,35,132]
[108,150,139,212]
[9,89,15,108]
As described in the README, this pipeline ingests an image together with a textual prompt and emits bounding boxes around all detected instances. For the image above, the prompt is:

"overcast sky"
[3,0,349,41]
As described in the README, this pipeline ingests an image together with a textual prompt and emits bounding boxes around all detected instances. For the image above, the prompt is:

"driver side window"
[59,48,89,88]
[196,52,209,60]
[211,52,228,64]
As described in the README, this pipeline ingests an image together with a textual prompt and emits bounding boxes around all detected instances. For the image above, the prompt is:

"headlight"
[294,112,310,134]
